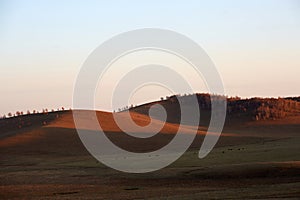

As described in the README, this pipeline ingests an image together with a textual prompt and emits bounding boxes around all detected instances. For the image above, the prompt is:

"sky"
[0,0,300,115]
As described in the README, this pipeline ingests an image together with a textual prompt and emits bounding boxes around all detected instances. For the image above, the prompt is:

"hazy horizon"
[1,0,300,115]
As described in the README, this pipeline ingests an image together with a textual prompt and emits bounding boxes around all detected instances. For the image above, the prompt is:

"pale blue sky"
[0,0,300,114]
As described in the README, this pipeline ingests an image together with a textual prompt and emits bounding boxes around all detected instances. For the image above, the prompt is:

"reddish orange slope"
[46,110,209,135]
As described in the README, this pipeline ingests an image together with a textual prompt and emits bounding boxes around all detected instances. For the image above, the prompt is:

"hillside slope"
[130,93,300,126]
[0,110,299,199]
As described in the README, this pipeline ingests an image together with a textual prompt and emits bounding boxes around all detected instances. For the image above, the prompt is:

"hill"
[0,96,299,199]
[130,93,300,126]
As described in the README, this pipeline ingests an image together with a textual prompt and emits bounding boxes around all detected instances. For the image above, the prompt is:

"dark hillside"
[130,94,300,125]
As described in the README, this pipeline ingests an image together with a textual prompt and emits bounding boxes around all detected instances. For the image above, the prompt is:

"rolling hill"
[130,93,300,124]
[0,95,300,199]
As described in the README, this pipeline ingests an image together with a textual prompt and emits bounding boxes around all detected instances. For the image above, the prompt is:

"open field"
[0,110,300,199]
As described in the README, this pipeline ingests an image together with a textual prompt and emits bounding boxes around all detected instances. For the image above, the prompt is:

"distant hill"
[1,94,299,134]
[130,93,300,125]
[0,111,62,137]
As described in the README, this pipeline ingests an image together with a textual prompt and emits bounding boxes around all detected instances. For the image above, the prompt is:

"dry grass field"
[0,110,299,199]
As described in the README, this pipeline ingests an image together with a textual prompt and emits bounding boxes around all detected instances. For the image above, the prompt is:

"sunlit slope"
[46,110,207,135]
